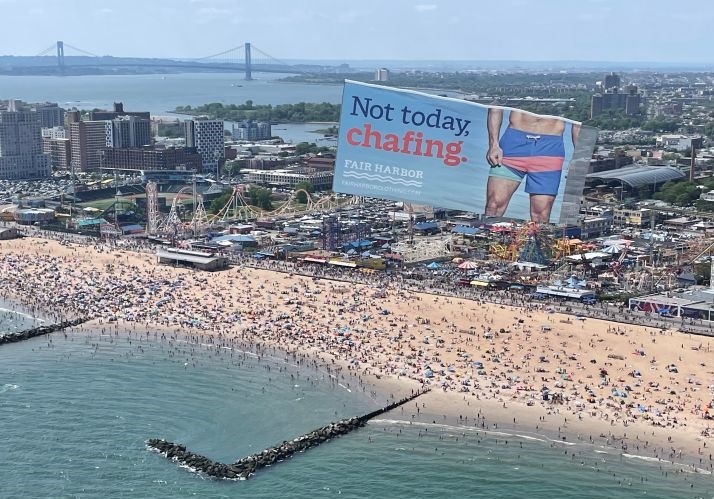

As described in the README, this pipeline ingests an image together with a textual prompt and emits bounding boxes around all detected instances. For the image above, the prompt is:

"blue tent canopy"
[343,239,372,250]
[426,262,442,270]
[414,221,438,231]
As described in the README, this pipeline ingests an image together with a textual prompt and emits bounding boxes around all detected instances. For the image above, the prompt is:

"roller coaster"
[489,222,555,265]
[146,182,357,238]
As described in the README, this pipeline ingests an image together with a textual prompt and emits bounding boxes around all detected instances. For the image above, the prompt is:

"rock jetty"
[0,318,88,346]
[147,389,429,480]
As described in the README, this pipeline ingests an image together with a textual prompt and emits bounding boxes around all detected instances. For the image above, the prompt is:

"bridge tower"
[56,41,65,70]
[244,42,252,81]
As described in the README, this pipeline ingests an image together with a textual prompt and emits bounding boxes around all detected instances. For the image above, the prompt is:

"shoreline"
[2,235,714,473]
[23,314,714,477]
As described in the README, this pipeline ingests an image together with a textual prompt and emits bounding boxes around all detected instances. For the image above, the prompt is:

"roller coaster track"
[151,184,358,237]
[208,187,349,225]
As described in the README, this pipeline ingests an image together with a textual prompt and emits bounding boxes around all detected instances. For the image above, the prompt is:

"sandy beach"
[2,235,714,474]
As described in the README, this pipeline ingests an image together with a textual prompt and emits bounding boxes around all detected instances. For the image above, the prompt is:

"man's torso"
[508,112,565,136]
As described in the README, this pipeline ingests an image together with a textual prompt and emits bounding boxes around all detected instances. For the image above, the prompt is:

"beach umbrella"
[458,261,478,270]
[452,257,465,264]
[426,262,442,270]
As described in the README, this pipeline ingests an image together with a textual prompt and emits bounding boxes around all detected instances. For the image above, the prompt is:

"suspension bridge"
[31,41,321,79]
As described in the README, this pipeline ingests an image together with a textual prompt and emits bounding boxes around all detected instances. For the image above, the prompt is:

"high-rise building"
[0,107,51,180]
[89,102,150,121]
[375,68,390,82]
[42,137,71,170]
[67,109,151,172]
[111,116,151,148]
[185,117,224,175]
[70,120,113,172]
[98,146,202,172]
[35,102,65,128]
[232,120,272,141]
[41,126,67,140]
[66,110,81,126]
[42,126,70,169]
[591,73,642,118]
[603,72,621,91]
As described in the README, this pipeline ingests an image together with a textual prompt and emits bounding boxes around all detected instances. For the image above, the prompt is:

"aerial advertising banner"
[333,80,597,225]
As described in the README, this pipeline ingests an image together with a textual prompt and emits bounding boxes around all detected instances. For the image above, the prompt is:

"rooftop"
[156,250,223,265]
[587,166,685,188]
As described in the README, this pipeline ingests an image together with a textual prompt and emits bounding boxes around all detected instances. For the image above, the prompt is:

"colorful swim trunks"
[488,127,566,197]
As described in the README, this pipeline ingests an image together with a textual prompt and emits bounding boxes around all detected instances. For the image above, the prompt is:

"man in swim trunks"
[485,108,580,223]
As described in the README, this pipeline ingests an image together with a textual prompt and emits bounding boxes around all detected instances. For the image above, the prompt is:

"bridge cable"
[194,45,246,61]
[35,45,57,57]
[62,43,100,58]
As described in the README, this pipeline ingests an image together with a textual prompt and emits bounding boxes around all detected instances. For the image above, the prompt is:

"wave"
[621,453,712,475]
[371,419,575,447]
[0,383,19,393]
[0,307,44,322]
[342,171,423,187]
[621,453,662,463]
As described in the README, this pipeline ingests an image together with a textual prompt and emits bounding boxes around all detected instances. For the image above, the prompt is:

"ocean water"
[0,72,343,115]
[2,327,713,499]
[0,298,45,334]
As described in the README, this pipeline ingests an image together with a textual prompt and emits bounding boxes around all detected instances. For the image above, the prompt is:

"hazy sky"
[0,0,712,62]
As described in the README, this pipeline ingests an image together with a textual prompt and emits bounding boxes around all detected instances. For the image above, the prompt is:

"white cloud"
[414,4,437,12]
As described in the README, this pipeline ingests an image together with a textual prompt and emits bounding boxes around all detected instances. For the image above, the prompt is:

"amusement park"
[5,169,714,314]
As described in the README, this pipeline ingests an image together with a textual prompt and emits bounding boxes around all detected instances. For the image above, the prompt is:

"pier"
[0,318,89,346]
[147,388,430,480]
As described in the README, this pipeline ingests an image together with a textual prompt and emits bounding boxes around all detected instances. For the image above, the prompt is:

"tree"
[652,180,702,206]
[641,118,679,133]
[222,160,243,176]
[173,101,340,123]
[247,187,273,211]
[294,142,332,155]
[294,181,314,203]
[295,142,317,155]
[210,190,233,214]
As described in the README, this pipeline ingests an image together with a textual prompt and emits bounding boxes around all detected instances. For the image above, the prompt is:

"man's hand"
[486,145,503,166]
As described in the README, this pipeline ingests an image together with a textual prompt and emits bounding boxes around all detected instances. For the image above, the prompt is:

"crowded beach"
[2,235,714,474]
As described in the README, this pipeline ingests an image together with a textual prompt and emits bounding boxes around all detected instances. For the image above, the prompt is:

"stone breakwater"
[147,389,430,480]
[0,318,88,345]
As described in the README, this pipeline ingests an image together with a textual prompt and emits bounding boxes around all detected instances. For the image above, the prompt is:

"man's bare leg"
[485,177,520,217]
[529,194,556,223]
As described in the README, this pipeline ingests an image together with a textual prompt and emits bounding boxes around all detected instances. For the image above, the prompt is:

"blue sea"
[1,323,713,499]
[0,298,46,334]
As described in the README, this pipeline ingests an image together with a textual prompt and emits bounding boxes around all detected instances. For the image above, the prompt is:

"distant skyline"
[0,0,713,63]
